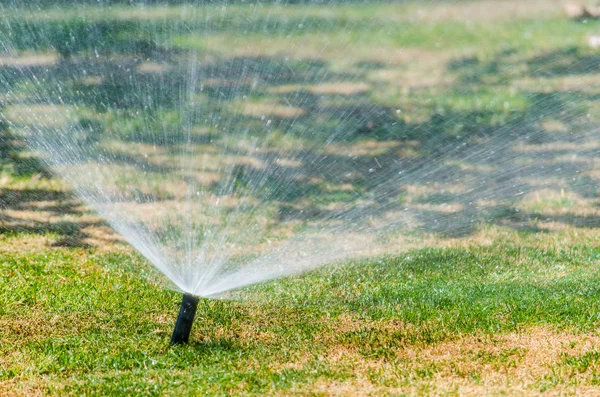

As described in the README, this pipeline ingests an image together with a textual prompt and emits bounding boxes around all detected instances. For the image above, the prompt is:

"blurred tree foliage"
[0,0,386,6]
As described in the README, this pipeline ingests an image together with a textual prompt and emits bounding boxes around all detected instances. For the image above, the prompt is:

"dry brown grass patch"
[0,379,47,397]
[514,75,600,95]
[0,311,108,347]
[242,102,305,119]
[136,62,172,74]
[402,0,564,23]
[513,141,600,154]
[297,324,600,396]
[324,140,401,157]
[269,82,371,96]
[0,53,58,67]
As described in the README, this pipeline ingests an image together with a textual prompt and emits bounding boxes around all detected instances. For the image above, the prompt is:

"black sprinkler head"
[170,293,199,345]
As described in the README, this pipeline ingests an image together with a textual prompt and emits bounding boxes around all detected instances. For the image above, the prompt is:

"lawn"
[3,0,600,395]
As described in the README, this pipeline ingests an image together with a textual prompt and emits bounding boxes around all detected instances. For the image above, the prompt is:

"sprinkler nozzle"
[170,293,199,345]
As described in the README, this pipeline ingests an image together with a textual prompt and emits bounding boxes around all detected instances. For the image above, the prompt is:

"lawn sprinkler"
[170,293,199,345]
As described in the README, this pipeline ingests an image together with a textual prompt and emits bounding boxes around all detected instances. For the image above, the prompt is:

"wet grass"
[3,235,600,394]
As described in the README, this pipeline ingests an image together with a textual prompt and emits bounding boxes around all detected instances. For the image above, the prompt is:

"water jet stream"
[1,1,599,344]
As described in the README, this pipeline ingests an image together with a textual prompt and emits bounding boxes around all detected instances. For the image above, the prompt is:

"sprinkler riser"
[170,293,199,345]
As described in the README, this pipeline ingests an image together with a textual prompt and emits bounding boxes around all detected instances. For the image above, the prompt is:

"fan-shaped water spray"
[2,0,600,343]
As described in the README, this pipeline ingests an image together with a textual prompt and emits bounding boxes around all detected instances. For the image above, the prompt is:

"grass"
[4,235,600,395]
[3,0,600,394]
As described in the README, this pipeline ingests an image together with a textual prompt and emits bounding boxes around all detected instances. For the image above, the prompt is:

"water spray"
[170,293,199,345]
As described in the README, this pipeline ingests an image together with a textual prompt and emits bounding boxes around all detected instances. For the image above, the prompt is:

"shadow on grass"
[186,337,238,353]
[1,14,600,243]
[0,188,104,247]
[0,124,49,179]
